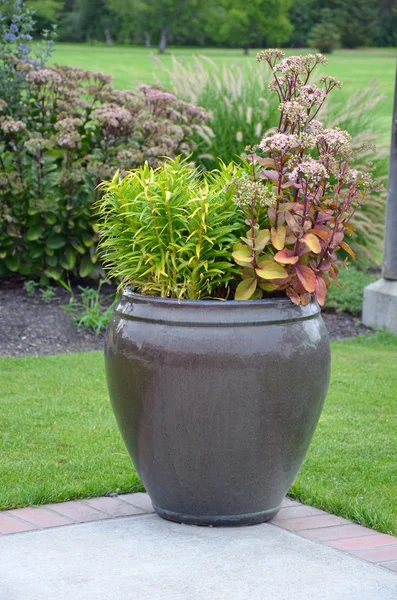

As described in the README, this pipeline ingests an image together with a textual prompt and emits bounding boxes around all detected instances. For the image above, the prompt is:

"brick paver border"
[1,493,396,574]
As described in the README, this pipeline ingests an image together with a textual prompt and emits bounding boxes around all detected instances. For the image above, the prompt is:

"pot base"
[153,505,281,527]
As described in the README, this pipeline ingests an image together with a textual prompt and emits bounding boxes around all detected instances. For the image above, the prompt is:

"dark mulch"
[0,279,108,357]
[322,310,369,340]
[0,279,370,358]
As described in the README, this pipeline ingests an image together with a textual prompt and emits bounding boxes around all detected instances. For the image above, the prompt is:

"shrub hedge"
[0,62,208,282]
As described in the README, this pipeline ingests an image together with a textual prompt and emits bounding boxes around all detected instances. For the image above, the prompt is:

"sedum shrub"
[230,50,382,305]
[0,63,208,281]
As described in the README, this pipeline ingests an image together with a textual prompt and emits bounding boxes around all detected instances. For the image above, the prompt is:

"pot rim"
[113,289,322,327]
[123,288,300,308]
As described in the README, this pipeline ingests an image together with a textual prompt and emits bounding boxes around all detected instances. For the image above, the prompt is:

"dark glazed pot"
[105,291,331,526]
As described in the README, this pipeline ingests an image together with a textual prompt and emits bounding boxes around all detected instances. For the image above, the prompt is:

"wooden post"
[383,64,397,280]
[362,60,397,332]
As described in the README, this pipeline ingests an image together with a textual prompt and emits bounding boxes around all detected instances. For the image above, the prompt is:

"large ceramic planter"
[105,291,331,526]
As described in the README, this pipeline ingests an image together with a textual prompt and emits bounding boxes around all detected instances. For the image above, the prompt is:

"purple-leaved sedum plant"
[232,49,382,305]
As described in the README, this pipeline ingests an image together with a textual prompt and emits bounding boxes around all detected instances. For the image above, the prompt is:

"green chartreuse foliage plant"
[96,157,247,299]
[97,51,381,306]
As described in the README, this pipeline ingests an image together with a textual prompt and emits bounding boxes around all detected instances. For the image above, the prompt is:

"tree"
[375,0,397,46]
[59,0,112,43]
[26,0,64,31]
[308,8,340,53]
[138,0,187,53]
[338,0,379,48]
[288,0,318,47]
[106,0,140,44]
[214,0,292,54]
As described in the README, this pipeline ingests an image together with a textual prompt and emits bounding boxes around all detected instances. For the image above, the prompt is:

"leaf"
[79,254,94,278]
[270,276,291,286]
[46,254,58,267]
[60,247,77,271]
[44,266,62,281]
[26,225,45,241]
[278,203,304,212]
[82,232,95,248]
[315,276,327,306]
[271,225,286,251]
[285,212,301,234]
[5,255,19,272]
[235,277,257,301]
[254,229,270,251]
[7,225,21,238]
[318,260,331,271]
[260,169,279,181]
[315,211,332,223]
[232,243,254,265]
[71,238,87,254]
[333,232,344,247]
[249,155,276,168]
[281,181,301,189]
[286,288,301,305]
[301,233,322,254]
[259,282,279,292]
[300,293,312,306]
[46,213,57,225]
[255,261,288,280]
[329,264,341,286]
[285,234,297,245]
[47,234,66,250]
[339,241,357,260]
[268,206,276,227]
[241,267,256,279]
[295,264,316,293]
[274,249,299,265]
[309,228,329,241]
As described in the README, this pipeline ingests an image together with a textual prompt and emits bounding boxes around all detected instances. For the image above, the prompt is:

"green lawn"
[0,353,143,508]
[50,45,396,137]
[1,332,396,535]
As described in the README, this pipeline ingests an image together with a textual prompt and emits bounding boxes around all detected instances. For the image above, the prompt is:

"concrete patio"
[0,493,396,600]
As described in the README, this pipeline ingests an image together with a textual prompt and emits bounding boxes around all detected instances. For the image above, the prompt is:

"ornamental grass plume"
[231,50,383,305]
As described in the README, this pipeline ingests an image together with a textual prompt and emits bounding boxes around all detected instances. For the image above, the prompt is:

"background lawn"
[1,332,396,535]
[50,45,395,139]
